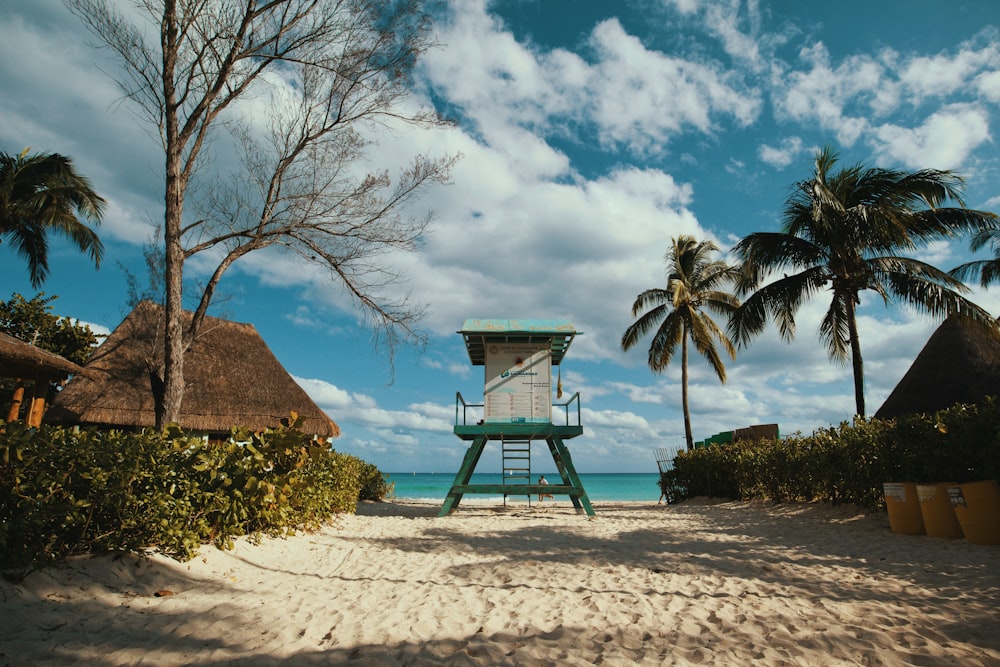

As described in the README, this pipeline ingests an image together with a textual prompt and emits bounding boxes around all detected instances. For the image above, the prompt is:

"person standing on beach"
[538,475,553,501]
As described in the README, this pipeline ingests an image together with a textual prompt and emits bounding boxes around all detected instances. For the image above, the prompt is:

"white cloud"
[581,407,654,430]
[976,70,1000,102]
[661,0,700,15]
[870,104,992,170]
[586,18,761,153]
[773,35,1000,171]
[76,319,111,337]
[427,4,763,158]
[758,136,804,169]
[899,43,1000,101]
[605,381,667,404]
[913,239,960,269]
[296,376,454,435]
[774,43,884,146]
[702,0,764,66]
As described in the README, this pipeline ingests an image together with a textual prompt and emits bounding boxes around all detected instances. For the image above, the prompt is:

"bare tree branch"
[67,0,457,426]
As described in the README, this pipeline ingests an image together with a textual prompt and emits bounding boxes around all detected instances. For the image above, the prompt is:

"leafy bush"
[668,397,1000,507]
[358,462,394,501]
[0,420,388,574]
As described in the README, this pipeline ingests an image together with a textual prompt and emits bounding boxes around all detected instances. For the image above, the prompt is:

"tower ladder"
[501,436,531,506]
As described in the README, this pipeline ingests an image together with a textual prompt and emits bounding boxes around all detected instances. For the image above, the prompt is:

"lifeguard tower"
[439,319,595,517]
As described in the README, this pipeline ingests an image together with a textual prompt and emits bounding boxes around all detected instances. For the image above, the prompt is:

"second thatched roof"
[47,301,339,437]
[0,332,83,380]
[875,314,1000,420]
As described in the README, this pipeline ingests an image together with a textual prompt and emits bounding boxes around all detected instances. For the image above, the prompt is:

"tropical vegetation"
[0,150,104,287]
[622,235,740,450]
[0,419,392,577]
[729,146,998,418]
[661,398,1000,507]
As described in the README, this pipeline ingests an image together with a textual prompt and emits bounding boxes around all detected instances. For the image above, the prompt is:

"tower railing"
[454,391,581,427]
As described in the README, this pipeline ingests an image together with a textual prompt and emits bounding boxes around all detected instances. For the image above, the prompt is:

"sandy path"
[2,499,998,666]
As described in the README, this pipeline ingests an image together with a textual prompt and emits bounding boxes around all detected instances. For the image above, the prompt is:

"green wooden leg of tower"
[546,436,595,516]
[438,434,488,516]
[438,425,595,517]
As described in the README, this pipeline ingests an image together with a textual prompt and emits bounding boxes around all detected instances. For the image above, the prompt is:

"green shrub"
[668,397,1000,508]
[358,462,394,501]
[0,420,389,574]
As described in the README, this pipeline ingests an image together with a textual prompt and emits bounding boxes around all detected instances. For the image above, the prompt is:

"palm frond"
[629,288,671,317]
[905,207,999,243]
[892,168,967,208]
[648,312,684,372]
[884,273,996,325]
[1,151,105,287]
[621,302,669,351]
[950,259,1000,288]
[817,292,851,362]
[728,267,827,346]
[869,255,968,292]
[732,232,824,292]
[692,309,737,359]
[967,227,1000,253]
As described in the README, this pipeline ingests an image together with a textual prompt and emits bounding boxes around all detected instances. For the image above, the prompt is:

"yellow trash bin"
[916,483,963,539]
[948,480,1000,545]
[883,482,924,535]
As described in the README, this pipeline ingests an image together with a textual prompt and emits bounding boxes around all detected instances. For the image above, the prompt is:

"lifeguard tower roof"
[458,319,579,366]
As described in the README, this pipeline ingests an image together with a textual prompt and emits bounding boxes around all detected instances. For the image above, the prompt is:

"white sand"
[2,498,998,666]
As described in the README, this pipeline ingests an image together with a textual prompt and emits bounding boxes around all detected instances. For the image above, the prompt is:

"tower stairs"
[501,437,531,505]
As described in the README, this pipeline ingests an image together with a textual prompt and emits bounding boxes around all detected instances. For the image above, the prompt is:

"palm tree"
[622,235,741,451]
[730,146,998,418]
[0,149,105,287]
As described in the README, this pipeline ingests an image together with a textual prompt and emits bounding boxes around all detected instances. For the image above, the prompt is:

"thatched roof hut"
[1,332,86,427]
[875,315,1000,420]
[47,301,339,438]
[0,332,83,379]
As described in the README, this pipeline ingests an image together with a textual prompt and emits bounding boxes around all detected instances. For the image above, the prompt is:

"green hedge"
[0,420,390,574]
[662,398,1000,507]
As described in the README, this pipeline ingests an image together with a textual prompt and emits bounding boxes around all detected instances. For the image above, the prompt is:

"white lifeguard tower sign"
[440,319,595,516]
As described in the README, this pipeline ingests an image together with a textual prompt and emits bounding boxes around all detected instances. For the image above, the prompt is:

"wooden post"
[27,378,49,427]
[6,379,25,421]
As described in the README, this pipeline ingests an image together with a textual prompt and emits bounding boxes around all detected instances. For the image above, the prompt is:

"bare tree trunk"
[847,295,865,418]
[157,0,185,428]
[681,331,693,451]
[159,207,186,428]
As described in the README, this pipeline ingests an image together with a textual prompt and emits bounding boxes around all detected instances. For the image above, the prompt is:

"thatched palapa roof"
[47,301,339,437]
[0,332,83,379]
[875,315,1000,420]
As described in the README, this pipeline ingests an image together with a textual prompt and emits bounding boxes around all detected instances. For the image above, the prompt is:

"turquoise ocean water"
[385,472,661,502]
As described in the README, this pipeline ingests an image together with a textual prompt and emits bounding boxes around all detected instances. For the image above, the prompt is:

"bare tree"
[67,0,457,427]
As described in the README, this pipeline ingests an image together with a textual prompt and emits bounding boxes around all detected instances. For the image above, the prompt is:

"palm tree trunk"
[681,331,693,451]
[846,295,866,417]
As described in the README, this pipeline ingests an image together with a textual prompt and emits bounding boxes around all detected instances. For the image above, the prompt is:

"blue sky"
[3,0,1000,474]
